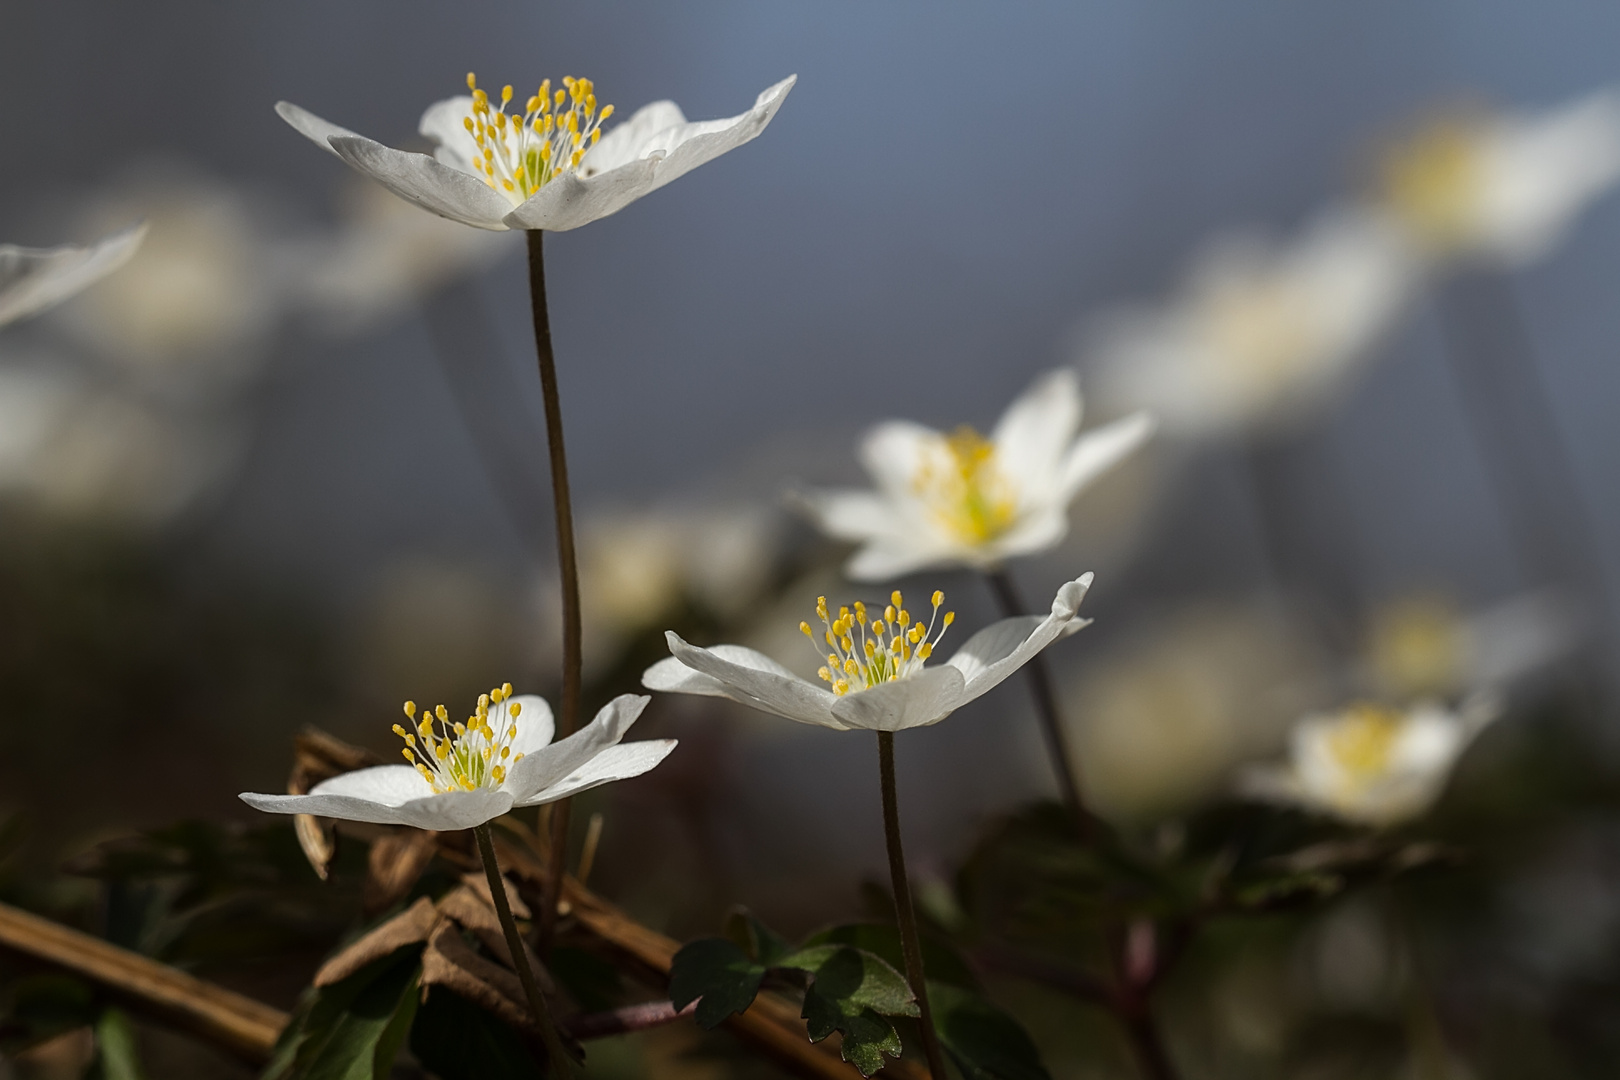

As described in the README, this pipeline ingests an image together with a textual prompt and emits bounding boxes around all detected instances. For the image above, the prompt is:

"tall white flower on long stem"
[1239,696,1499,827]
[801,371,1151,581]
[0,225,145,329]
[1084,206,1418,440]
[643,575,1092,731]
[278,73,795,232]
[241,685,674,831]
[1377,90,1620,268]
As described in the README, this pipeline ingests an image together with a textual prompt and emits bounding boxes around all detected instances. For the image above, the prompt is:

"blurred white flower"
[54,167,291,382]
[279,73,795,232]
[800,370,1152,580]
[0,225,144,329]
[1240,696,1499,827]
[1084,205,1418,439]
[242,686,673,831]
[1364,591,1580,702]
[1377,90,1620,268]
[290,179,515,333]
[643,575,1091,732]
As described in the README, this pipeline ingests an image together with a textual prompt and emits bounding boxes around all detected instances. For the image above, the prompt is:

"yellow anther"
[801,621,814,637]
[467,72,478,91]
[404,701,417,718]
[510,701,522,716]
[917,643,933,659]
[555,89,566,107]
[501,682,513,698]
[944,612,956,626]
[885,605,897,623]
[932,590,944,607]
[600,104,614,120]
[501,85,514,103]
[818,666,832,681]
[435,704,448,721]
[492,765,506,783]
[478,693,490,709]
[393,723,408,737]
[402,748,415,762]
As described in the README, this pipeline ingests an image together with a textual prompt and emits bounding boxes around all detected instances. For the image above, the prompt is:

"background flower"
[0,224,144,329]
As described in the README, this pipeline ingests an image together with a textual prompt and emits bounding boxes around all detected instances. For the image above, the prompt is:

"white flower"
[241,686,675,831]
[0,225,144,329]
[800,371,1151,580]
[642,575,1092,732]
[1378,89,1620,267]
[1083,205,1418,439]
[277,73,796,232]
[1240,696,1499,827]
[1364,591,1580,702]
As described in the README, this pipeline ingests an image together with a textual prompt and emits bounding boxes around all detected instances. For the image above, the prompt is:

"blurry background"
[3,2,1620,1077]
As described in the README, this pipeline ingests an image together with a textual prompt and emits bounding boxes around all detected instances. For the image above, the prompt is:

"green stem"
[474,823,573,1074]
[984,569,1099,840]
[525,229,581,952]
[876,732,949,1080]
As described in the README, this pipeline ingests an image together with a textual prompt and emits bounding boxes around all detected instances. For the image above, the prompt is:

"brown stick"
[0,901,287,1064]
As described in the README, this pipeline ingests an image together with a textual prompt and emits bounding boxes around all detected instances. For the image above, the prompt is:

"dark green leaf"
[724,907,794,967]
[409,985,543,1080]
[778,945,918,1019]
[806,1000,902,1077]
[930,981,1050,1080]
[669,938,766,1029]
[803,923,980,990]
[90,1007,145,1080]
[264,947,421,1080]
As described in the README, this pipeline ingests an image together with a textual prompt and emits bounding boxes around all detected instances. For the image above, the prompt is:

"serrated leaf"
[668,938,767,1028]
[409,986,543,1080]
[817,1004,903,1077]
[724,907,794,967]
[930,981,1051,1080]
[778,944,919,1020]
[803,923,980,990]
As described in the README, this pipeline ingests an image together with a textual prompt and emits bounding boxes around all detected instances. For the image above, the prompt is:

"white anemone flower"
[278,73,795,232]
[1084,205,1418,439]
[800,371,1152,580]
[1240,696,1499,827]
[643,575,1092,732]
[1378,89,1620,268]
[0,225,144,329]
[241,685,675,831]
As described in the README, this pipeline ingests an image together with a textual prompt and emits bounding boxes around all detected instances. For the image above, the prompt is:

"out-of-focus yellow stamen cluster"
[462,73,615,205]
[800,590,955,696]
[393,682,526,793]
[1380,118,1483,249]
[912,427,1018,545]
[1325,703,1402,784]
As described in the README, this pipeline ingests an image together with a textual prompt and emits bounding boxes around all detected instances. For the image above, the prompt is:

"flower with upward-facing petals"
[1239,696,1499,827]
[799,371,1151,581]
[0,225,145,329]
[1377,89,1620,268]
[241,685,675,831]
[643,576,1092,732]
[277,73,795,232]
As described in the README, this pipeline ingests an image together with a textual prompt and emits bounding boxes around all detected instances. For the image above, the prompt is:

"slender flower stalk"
[474,822,574,1072]
[876,731,949,1080]
[524,229,581,952]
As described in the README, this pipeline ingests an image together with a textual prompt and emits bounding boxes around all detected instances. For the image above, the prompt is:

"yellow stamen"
[800,590,955,696]
[395,684,528,795]
[460,70,616,206]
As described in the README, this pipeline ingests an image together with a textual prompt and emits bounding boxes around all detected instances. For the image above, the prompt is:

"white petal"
[582,100,687,175]
[502,155,663,231]
[417,95,480,173]
[505,694,649,802]
[827,666,967,731]
[311,764,431,803]
[275,101,364,159]
[858,421,939,501]
[653,632,845,729]
[327,135,513,231]
[631,74,796,197]
[0,224,146,328]
[946,574,1093,702]
[1057,411,1155,503]
[987,508,1070,562]
[507,694,555,757]
[990,369,1080,492]
[514,739,678,806]
[845,538,974,582]
[797,489,904,543]
[240,766,514,831]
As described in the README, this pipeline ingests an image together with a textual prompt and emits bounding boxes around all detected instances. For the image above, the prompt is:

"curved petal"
[501,154,663,231]
[504,693,649,802]
[945,574,1093,701]
[1057,411,1155,503]
[310,764,430,803]
[240,781,513,831]
[644,642,799,696]
[656,632,844,729]
[858,421,939,501]
[845,537,976,582]
[328,135,513,231]
[582,100,687,175]
[634,74,796,196]
[828,665,967,731]
[417,94,481,173]
[987,508,1070,562]
[0,224,146,328]
[507,694,555,757]
[991,369,1080,491]
[275,101,365,159]
[514,739,678,806]
[797,489,904,543]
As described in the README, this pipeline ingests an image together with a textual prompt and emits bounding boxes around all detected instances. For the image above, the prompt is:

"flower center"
[462,73,615,206]
[1379,118,1483,250]
[1369,598,1463,699]
[911,427,1019,544]
[1324,704,1402,785]
[801,590,955,696]
[394,682,526,793]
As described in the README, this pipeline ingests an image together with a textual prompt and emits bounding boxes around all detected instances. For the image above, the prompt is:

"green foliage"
[668,938,769,1029]
[264,948,421,1080]
[89,1007,146,1080]
[804,922,980,990]
[929,982,1050,1080]
[408,985,544,1080]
